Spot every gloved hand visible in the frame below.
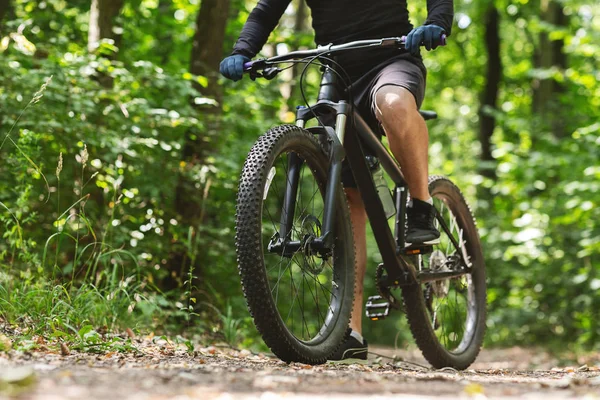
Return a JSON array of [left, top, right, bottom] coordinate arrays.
[[405, 25, 446, 56], [219, 54, 250, 82]]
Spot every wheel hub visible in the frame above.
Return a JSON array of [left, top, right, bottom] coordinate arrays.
[[300, 214, 326, 275]]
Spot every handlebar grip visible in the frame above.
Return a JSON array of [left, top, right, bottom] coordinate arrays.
[[440, 34, 447, 46], [400, 34, 448, 46]]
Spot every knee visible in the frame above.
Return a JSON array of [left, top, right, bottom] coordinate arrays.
[[374, 86, 418, 125]]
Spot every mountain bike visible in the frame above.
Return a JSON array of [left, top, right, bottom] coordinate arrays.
[[234, 37, 486, 370]]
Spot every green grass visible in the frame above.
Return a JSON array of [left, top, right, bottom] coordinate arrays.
[[0, 71, 266, 356], [0, 76, 198, 353]]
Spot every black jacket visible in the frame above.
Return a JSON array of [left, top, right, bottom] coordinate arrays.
[[232, 0, 453, 78]]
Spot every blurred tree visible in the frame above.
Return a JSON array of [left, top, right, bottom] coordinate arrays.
[[189, 0, 230, 106], [286, 0, 309, 111], [89, 0, 124, 88], [0, 0, 14, 35], [533, 0, 568, 137], [479, 3, 501, 180], [156, 0, 175, 66], [88, 0, 125, 52]]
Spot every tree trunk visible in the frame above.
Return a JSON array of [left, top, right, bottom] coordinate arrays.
[[88, 0, 124, 52], [478, 4, 501, 180], [167, 0, 230, 288], [189, 0, 230, 105], [178, 0, 230, 201], [157, 0, 174, 66], [0, 0, 15, 35], [287, 0, 309, 111], [532, 0, 568, 138]]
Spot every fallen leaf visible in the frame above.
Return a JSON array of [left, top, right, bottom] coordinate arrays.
[[464, 382, 485, 396], [126, 328, 135, 339], [60, 342, 70, 356]]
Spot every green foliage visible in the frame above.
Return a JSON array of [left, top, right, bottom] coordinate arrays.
[[363, 1, 600, 351], [1, 0, 599, 354]]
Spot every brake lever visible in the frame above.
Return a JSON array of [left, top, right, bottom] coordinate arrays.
[[244, 59, 281, 81], [263, 67, 281, 80], [248, 70, 261, 81]]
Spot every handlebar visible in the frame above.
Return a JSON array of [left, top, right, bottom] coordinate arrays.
[[243, 34, 447, 74]]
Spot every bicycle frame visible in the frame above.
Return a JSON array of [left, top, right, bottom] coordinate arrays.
[[251, 36, 467, 287], [278, 68, 419, 285]]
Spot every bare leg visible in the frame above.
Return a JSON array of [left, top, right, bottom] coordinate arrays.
[[342, 87, 429, 336], [375, 86, 431, 201], [344, 187, 367, 334]]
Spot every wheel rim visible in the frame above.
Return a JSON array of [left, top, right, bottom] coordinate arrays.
[[417, 193, 478, 354], [261, 149, 341, 344]]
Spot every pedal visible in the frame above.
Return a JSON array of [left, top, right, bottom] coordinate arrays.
[[365, 295, 390, 321], [399, 244, 433, 256]]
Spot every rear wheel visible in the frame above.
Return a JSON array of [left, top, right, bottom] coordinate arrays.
[[236, 125, 355, 364], [402, 176, 486, 369]]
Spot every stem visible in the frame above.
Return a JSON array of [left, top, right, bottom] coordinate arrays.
[[54, 178, 61, 274], [72, 164, 87, 285]]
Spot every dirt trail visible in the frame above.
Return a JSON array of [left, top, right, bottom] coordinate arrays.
[[1, 339, 599, 400]]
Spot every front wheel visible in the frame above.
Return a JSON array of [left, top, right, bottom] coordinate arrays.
[[402, 176, 487, 370], [235, 125, 355, 364]]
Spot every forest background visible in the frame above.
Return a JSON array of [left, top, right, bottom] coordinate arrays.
[[0, 0, 599, 354]]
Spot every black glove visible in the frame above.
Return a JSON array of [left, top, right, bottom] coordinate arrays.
[[405, 25, 446, 56], [219, 54, 250, 82]]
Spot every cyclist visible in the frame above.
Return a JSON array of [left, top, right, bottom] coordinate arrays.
[[221, 0, 453, 362]]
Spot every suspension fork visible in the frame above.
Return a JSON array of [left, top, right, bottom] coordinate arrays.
[[277, 119, 308, 241], [267, 119, 305, 255], [268, 103, 349, 257], [279, 152, 304, 241]]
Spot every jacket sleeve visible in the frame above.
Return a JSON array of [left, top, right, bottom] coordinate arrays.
[[232, 0, 292, 58], [424, 0, 454, 35]]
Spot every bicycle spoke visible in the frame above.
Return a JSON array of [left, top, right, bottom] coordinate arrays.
[[295, 187, 322, 223], [303, 266, 334, 297], [270, 256, 294, 295], [303, 271, 324, 330]]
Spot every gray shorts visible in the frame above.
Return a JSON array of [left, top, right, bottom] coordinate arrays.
[[341, 56, 427, 188]]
